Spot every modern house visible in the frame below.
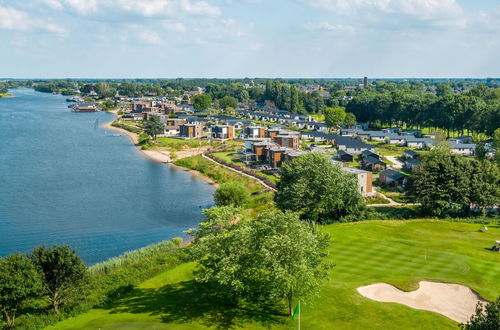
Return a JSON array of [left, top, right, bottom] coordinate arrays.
[[448, 142, 476, 156], [251, 141, 274, 162], [162, 118, 186, 136], [179, 124, 204, 138], [341, 167, 373, 196], [335, 137, 374, 154], [245, 126, 266, 138], [404, 158, 420, 171], [211, 125, 235, 139], [379, 169, 407, 187], [403, 150, 419, 159], [361, 156, 387, 171], [268, 147, 291, 168], [273, 134, 300, 149], [337, 150, 354, 162]]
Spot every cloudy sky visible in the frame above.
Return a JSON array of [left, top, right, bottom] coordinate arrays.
[[1, 0, 499, 78]]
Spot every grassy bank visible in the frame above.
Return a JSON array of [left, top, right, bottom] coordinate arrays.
[[0, 93, 14, 98], [48, 219, 500, 329], [16, 239, 186, 330]]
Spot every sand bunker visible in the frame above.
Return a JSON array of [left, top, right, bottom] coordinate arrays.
[[357, 281, 486, 323]]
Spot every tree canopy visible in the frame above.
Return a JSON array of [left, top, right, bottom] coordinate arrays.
[[32, 245, 88, 313], [189, 207, 330, 315], [460, 296, 500, 330], [275, 153, 364, 223], [191, 94, 212, 111], [0, 254, 42, 328], [144, 115, 164, 140], [409, 146, 500, 216]]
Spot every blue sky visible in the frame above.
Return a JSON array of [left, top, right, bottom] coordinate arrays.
[[1, 0, 499, 78]]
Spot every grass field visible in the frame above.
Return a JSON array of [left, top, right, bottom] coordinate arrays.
[[48, 220, 500, 330]]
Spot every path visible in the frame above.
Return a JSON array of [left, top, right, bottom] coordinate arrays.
[[385, 155, 404, 169], [201, 154, 276, 191]]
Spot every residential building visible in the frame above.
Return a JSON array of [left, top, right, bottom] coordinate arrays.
[[211, 125, 235, 139], [268, 146, 291, 168], [342, 167, 373, 196], [361, 156, 387, 171], [404, 150, 419, 159], [379, 169, 407, 187], [404, 158, 420, 171], [179, 124, 204, 138], [335, 137, 374, 154], [337, 150, 354, 162], [251, 141, 274, 162], [245, 126, 266, 138], [448, 142, 476, 156], [273, 134, 300, 149]]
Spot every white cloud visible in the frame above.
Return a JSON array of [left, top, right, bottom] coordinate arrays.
[[46, 0, 220, 17], [302, 22, 355, 34], [297, 0, 462, 22], [0, 6, 66, 35], [164, 22, 187, 32], [137, 29, 162, 44]]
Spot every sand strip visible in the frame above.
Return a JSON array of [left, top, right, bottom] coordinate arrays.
[[357, 281, 486, 323]]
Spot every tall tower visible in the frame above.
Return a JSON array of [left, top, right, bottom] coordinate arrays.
[[363, 77, 368, 88]]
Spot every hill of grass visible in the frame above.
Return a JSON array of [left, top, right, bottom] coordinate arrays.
[[47, 220, 500, 330]]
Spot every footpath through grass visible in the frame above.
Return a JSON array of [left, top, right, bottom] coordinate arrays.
[[48, 220, 500, 330]]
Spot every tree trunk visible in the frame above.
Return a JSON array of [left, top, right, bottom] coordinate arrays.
[[5, 310, 15, 328], [288, 292, 293, 316]]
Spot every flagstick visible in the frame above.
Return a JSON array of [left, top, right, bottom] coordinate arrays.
[[298, 300, 301, 330]]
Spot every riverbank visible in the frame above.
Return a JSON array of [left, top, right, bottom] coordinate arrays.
[[0, 93, 14, 98], [102, 111, 218, 187]]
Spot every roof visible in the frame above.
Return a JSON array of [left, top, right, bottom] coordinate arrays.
[[342, 167, 370, 175], [448, 141, 476, 149], [380, 169, 407, 181], [362, 149, 379, 157], [338, 150, 353, 157], [335, 137, 373, 149], [405, 158, 420, 166], [364, 156, 383, 164], [405, 150, 419, 156]]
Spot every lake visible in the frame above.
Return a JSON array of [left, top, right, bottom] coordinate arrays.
[[0, 88, 214, 265]]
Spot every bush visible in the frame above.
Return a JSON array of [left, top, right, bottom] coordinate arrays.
[[214, 181, 251, 207], [460, 296, 499, 330]]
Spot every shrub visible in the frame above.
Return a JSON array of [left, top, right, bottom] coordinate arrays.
[[214, 181, 251, 207]]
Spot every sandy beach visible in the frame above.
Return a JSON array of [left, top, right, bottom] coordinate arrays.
[[102, 111, 218, 187]]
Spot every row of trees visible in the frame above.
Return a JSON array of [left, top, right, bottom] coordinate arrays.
[[409, 146, 500, 216], [346, 85, 500, 136], [0, 246, 87, 328]]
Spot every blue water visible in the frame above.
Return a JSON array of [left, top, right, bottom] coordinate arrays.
[[0, 89, 214, 265]]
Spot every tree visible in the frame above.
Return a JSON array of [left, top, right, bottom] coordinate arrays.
[[324, 107, 346, 130], [469, 160, 500, 213], [189, 208, 330, 314], [144, 115, 164, 141], [275, 153, 364, 223], [191, 94, 212, 111], [460, 296, 499, 330], [219, 96, 238, 110], [248, 211, 330, 316], [32, 246, 87, 313], [408, 146, 474, 216], [0, 254, 42, 328], [214, 181, 250, 207], [344, 112, 357, 127]]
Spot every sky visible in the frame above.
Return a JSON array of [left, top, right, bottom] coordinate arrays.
[[1, 0, 499, 78]]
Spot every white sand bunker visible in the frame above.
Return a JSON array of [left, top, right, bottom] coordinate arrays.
[[357, 281, 486, 323]]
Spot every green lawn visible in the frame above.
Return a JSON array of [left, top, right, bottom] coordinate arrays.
[[48, 220, 500, 330]]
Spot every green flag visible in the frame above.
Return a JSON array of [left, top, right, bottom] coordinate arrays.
[[291, 302, 300, 320]]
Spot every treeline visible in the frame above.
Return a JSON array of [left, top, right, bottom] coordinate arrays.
[[347, 85, 500, 136]]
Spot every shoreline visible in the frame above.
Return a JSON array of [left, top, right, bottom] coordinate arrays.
[[102, 110, 218, 188]]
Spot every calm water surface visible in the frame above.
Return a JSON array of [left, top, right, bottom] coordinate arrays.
[[0, 89, 214, 264]]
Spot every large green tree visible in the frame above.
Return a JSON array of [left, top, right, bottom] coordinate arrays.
[[144, 115, 164, 141], [189, 208, 330, 315], [219, 96, 238, 110], [324, 107, 346, 130], [275, 153, 364, 223], [32, 246, 88, 313], [0, 254, 42, 328], [191, 94, 212, 111]]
